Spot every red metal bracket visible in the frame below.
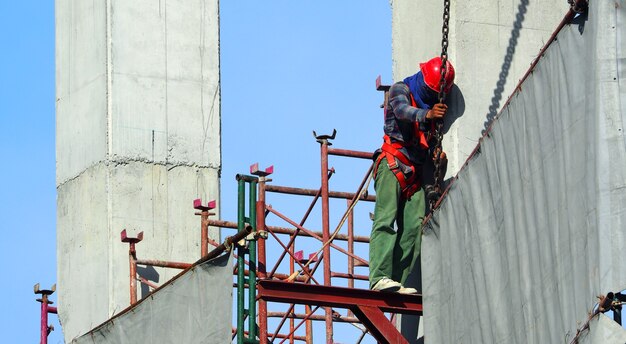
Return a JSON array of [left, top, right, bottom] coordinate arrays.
[[120, 229, 143, 244], [313, 129, 337, 141], [250, 163, 274, 177], [193, 198, 216, 211], [376, 75, 391, 91]]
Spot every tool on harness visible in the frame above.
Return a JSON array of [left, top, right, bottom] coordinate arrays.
[[373, 136, 421, 199]]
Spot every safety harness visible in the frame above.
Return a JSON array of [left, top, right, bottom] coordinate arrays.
[[374, 91, 435, 199]]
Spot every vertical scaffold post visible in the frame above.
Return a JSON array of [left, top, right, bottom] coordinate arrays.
[[248, 178, 258, 341], [314, 129, 336, 343], [121, 229, 143, 305], [193, 198, 217, 258], [251, 163, 274, 343], [236, 174, 261, 344], [347, 199, 355, 317], [237, 178, 246, 344], [34, 283, 58, 344]]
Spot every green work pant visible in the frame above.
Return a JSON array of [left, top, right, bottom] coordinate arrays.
[[369, 159, 425, 288]]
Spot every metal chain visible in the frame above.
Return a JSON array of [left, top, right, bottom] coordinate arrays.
[[568, 0, 588, 13], [429, 0, 451, 212]]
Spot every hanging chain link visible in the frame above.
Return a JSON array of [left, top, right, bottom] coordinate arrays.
[[429, 0, 451, 212]]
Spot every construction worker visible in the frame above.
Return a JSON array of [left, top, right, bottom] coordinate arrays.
[[370, 56, 454, 294]]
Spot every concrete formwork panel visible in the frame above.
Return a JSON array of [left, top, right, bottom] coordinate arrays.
[[109, 0, 220, 166], [56, 0, 220, 341], [57, 165, 110, 340], [55, 0, 108, 185]]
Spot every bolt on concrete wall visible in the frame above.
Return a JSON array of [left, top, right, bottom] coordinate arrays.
[[391, 0, 570, 178], [55, 0, 221, 340]]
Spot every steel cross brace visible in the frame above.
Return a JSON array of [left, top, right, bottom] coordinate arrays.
[[257, 280, 422, 344]]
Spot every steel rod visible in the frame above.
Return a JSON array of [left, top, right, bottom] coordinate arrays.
[[208, 219, 370, 243], [237, 178, 246, 344], [327, 147, 374, 160], [266, 184, 375, 202], [257, 177, 269, 343], [201, 210, 209, 257], [135, 259, 192, 269], [129, 247, 138, 305], [319, 139, 333, 343], [347, 199, 355, 318], [248, 180, 258, 341], [40, 298, 49, 344], [267, 312, 361, 323], [330, 272, 369, 281]]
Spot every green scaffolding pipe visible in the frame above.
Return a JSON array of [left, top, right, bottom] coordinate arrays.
[[248, 180, 258, 340], [237, 179, 246, 344]]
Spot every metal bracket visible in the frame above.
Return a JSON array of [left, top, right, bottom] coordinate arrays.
[[313, 129, 336, 145], [193, 198, 216, 212], [250, 163, 274, 178], [121, 229, 144, 244]]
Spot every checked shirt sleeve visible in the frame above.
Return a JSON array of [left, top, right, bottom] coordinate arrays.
[[389, 82, 429, 124]]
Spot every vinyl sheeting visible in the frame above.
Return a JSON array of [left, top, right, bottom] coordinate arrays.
[[421, 1, 626, 343], [72, 253, 233, 344]]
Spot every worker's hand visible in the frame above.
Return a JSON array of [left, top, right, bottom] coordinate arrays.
[[426, 103, 447, 120], [433, 148, 447, 164]]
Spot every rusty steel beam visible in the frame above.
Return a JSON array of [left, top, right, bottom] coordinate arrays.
[[265, 184, 375, 202], [258, 280, 422, 316], [208, 219, 370, 243], [121, 230, 143, 305], [259, 280, 422, 344], [352, 305, 408, 344], [135, 259, 192, 270], [267, 312, 360, 324], [327, 147, 374, 160], [194, 198, 217, 258], [330, 272, 369, 281]]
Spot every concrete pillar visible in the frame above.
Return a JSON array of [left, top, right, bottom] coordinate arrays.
[[55, 0, 220, 340], [391, 0, 570, 177]]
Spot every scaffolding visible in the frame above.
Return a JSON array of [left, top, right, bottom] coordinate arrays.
[[220, 131, 424, 344], [114, 127, 422, 343]]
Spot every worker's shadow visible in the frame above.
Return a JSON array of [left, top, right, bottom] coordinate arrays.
[[137, 265, 160, 299]]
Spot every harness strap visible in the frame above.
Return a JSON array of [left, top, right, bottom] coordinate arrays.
[[374, 135, 421, 199], [409, 93, 432, 150]]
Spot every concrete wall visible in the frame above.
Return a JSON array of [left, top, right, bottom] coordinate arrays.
[[390, 0, 570, 342], [391, 0, 570, 177], [55, 0, 220, 340]]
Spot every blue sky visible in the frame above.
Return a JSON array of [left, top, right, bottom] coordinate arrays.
[[0, 2, 391, 342]]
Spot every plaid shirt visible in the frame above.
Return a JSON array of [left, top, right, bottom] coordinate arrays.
[[383, 81, 432, 165]]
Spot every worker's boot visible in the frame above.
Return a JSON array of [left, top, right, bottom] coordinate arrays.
[[371, 277, 401, 292], [397, 286, 418, 295]]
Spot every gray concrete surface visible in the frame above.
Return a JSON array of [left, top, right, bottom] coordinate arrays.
[[391, 0, 570, 178], [55, 0, 220, 340], [390, 1, 570, 342]]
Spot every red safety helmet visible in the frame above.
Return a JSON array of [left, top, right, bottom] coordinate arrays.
[[419, 57, 455, 93]]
